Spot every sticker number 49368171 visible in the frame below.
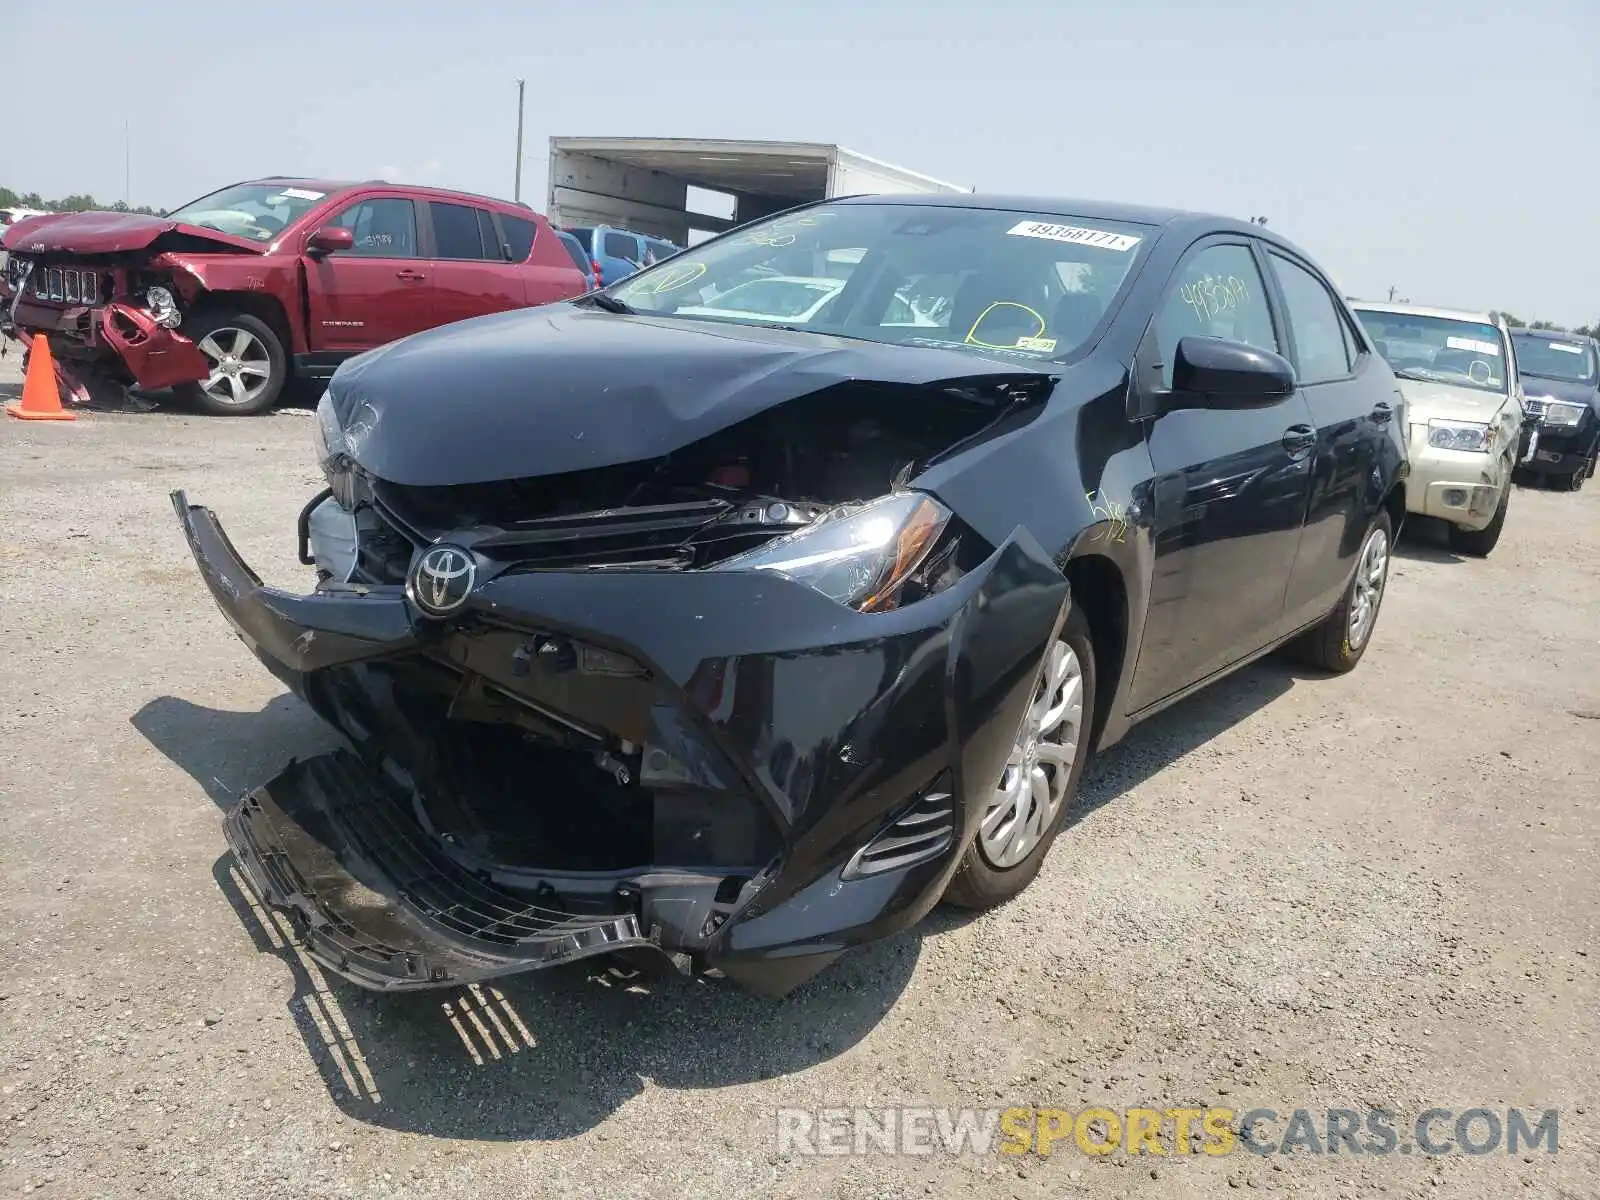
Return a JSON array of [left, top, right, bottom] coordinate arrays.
[[1006, 221, 1142, 252]]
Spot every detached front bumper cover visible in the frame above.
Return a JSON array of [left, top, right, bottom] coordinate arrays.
[[226, 751, 664, 989], [173, 489, 1071, 996]]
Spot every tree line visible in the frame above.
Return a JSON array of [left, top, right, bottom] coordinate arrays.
[[1, 186, 164, 217]]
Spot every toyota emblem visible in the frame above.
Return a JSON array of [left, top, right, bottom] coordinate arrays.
[[408, 545, 476, 617]]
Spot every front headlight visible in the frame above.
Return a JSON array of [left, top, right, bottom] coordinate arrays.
[[1427, 419, 1492, 452], [1541, 401, 1585, 428], [313, 390, 358, 507], [712, 491, 952, 612]]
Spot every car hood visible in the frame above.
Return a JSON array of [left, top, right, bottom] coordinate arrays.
[[0, 210, 265, 255], [1395, 378, 1512, 425], [330, 304, 1054, 486], [1520, 374, 1600, 412]]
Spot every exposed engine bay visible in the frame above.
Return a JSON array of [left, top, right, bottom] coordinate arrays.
[[321, 376, 1050, 585]]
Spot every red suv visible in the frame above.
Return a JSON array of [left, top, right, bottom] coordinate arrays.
[[0, 177, 588, 414]]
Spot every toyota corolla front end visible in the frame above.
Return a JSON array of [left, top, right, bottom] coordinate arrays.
[[173, 302, 1073, 997]]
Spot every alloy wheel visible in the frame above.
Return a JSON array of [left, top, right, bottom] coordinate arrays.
[[977, 637, 1085, 870], [1347, 524, 1389, 650], [197, 326, 273, 408]]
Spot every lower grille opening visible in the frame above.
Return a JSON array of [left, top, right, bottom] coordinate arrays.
[[314, 662, 781, 877], [842, 774, 956, 879]]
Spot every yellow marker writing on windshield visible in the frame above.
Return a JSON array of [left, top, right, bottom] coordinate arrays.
[[965, 301, 1046, 350]]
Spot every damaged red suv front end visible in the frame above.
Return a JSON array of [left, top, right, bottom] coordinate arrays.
[[1, 208, 280, 403]]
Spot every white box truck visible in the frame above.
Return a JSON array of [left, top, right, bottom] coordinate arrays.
[[547, 137, 970, 248]]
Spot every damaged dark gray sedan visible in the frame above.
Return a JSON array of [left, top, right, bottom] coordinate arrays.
[[175, 195, 1407, 997]]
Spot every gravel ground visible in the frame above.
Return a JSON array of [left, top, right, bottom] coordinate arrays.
[[1, 351, 1597, 1200]]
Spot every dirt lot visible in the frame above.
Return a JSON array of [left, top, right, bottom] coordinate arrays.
[[1, 353, 1597, 1200]]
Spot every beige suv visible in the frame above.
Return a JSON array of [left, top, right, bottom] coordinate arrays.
[[1351, 302, 1527, 556]]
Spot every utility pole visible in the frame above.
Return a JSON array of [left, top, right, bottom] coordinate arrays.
[[1388, 285, 1398, 302], [123, 120, 130, 206], [513, 79, 526, 203]]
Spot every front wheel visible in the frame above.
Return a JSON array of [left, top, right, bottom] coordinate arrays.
[[174, 311, 286, 416], [1448, 483, 1510, 556], [943, 606, 1096, 910], [1292, 509, 1393, 673]]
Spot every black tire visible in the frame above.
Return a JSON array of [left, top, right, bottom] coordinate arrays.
[[1293, 509, 1393, 673], [943, 606, 1097, 910], [174, 311, 287, 416], [1448, 484, 1510, 556], [1565, 464, 1587, 492]]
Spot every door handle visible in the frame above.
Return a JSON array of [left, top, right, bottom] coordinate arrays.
[[1282, 424, 1317, 456], [1371, 401, 1393, 424], [395, 269, 426, 281]]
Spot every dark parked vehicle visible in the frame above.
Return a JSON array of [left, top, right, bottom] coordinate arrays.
[[0, 178, 587, 414], [553, 229, 598, 290], [1510, 330, 1600, 490], [174, 195, 1407, 998]]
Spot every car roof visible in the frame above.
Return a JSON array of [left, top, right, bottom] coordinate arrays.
[[247, 176, 540, 215], [1349, 300, 1499, 325], [825, 193, 1339, 262], [1509, 327, 1595, 343]]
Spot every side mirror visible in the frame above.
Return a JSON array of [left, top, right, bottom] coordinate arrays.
[[306, 226, 354, 257], [1167, 336, 1296, 410]]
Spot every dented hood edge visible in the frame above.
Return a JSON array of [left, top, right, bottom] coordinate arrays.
[[0, 210, 266, 255], [330, 304, 1058, 487]]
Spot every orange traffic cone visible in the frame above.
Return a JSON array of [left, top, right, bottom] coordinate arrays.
[[5, 334, 76, 421]]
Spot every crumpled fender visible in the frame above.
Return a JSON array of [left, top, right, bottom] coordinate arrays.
[[100, 304, 210, 390]]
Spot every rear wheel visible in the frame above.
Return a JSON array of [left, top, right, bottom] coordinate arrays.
[[1565, 463, 1588, 492], [1293, 510, 1392, 673], [1448, 484, 1510, 556], [175, 311, 286, 416], [943, 607, 1096, 910]]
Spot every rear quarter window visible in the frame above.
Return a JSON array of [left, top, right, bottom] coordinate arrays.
[[500, 214, 537, 262]]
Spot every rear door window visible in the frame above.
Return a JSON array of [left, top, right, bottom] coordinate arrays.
[[477, 209, 504, 260], [431, 202, 490, 260], [500, 214, 537, 262], [327, 197, 419, 258], [1267, 252, 1353, 384], [603, 231, 641, 263]]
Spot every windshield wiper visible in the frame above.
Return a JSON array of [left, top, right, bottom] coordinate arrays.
[[1392, 368, 1437, 382], [581, 293, 636, 315]]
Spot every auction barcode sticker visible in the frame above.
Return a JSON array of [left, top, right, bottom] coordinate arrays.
[[1550, 342, 1584, 354], [1007, 221, 1142, 252], [1446, 336, 1499, 356]]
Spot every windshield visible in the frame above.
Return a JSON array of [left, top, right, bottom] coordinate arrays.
[[608, 201, 1154, 361], [1511, 334, 1597, 385], [1353, 310, 1509, 394], [167, 183, 334, 242]]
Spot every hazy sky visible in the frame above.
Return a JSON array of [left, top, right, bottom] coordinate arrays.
[[4, 0, 1595, 324]]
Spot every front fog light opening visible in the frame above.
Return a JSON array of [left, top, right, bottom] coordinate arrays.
[[1442, 488, 1469, 508]]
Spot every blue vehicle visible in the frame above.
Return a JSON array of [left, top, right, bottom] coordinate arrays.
[[553, 229, 598, 291], [565, 225, 681, 286]]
